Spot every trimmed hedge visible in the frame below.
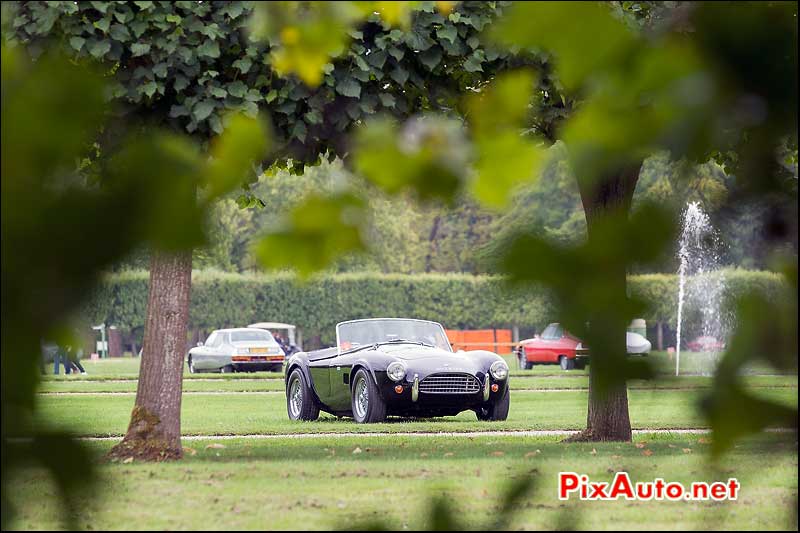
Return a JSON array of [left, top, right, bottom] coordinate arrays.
[[82, 269, 789, 346]]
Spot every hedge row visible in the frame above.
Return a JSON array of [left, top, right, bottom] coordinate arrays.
[[81, 269, 789, 345]]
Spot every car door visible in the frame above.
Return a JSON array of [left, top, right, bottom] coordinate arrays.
[[194, 332, 218, 370], [326, 352, 354, 412]]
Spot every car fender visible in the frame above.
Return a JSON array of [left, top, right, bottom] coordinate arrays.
[[350, 357, 381, 386], [284, 352, 322, 402]]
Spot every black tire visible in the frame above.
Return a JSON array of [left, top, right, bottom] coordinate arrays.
[[220, 364, 235, 374], [559, 356, 575, 371], [475, 389, 510, 421], [286, 368, 320, 421], [574, 358, 587, 370], [351, 369, 387, 423], [517, 351, 533, 370]]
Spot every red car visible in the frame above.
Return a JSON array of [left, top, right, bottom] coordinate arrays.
[[686, 335, 726, 352], [515, 323, 587, 371]]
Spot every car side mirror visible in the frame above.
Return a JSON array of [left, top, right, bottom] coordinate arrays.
[[197, 341, 203, 346]]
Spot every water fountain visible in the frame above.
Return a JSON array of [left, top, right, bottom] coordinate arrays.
[[675, 202, 731, 376]]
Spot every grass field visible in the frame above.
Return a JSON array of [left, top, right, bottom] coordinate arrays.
[[6, 434, 797, 530], [29, 387, 796, 438], [16, 355, 798, 530]]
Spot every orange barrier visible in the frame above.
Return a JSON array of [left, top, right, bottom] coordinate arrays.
[[445, 329, 513, 353]]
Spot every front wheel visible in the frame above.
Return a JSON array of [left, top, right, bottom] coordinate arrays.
[[475, 389, 510, 421], [188, 356, 196, 374], [517, 351, 532, 370], [559, 356, 574, 371], [286, 368, 320, 421], [351, 369, 387, 423]]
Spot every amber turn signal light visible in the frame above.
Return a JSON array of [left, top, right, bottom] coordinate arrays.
[[394, 385, 403, 394], [491, 384, 499, 392]]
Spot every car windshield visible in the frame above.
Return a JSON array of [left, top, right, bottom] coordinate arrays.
[[337, 319, 451, 352], [230, 330, 276, 343]]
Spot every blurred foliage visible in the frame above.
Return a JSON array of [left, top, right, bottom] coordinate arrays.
[[354, 115, 470, 203], [1, 25, 269, 528], [254, 192, 367, 278], [703, 262, 798, 457]]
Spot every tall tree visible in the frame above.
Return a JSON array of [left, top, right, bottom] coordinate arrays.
[[11, 0, 518, 458]]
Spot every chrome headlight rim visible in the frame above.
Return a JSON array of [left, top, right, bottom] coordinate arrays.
[[386, 361, 407, 382], [489, 360, 509, 380]]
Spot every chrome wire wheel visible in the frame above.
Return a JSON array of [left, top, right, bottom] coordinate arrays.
[[354, 376, 369, 420], [289, 377, 303, 419]]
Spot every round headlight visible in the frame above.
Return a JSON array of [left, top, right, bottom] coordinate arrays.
[[387, 361, 406, 382], [490, 360, 509, 380]]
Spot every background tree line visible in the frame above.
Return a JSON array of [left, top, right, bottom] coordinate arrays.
[[113, 145, 797, 276]]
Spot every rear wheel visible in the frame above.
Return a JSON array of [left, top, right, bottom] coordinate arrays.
[[286, 368, 320, 421], [351, 369, 386, 423], [220, 364, 234, 374], [475, 389, 510, 421]]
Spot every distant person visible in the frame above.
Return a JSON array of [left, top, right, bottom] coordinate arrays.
[[53, 344, 69, 375], [66, 343, 87, 375]]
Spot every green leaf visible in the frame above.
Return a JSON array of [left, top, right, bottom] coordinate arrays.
[[69, 36, 86, 51], [192, 100, 216, 121], [254, 193, 367, 278], [463, 54, 483, 73], [169, 104, 189, 118], [387, 46, 405, 61], [471, 133, 545, 209], [109, 24, 131, 42], [130, 42, 151, 57], [389, 66, 408, 85], [152, 63, 168, 78], [198, 39, 220, 59], [209, 86, 227, 98], [418, 46, 442, 70], [366, 49, 388, 68], [204, 113, 270, 199], [265, 89, 278, 103], [93, 18, 111, 33], [88, 40, 111, 59], [232, 57, 252, 72], [305, 108, 323, 124], [379, 93, 396, 108], [491, 2, 634, 90], [436, 24, 458, 44], [227, 81, 247, 98], [335, 77, 361, 98], [141, 81, 158, 98]]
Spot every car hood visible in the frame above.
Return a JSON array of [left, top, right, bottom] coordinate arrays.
[[372, 344, 501, 374]]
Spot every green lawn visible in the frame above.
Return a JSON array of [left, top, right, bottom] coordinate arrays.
[[40, 350, 789, 383], [36, 374, 798, 394], [5, 434, 797, 530], [29, 387, 797, 438]]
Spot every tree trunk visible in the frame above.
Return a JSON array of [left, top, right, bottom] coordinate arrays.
[[107, 249, 192, 461], [570, 164, 642, 442]]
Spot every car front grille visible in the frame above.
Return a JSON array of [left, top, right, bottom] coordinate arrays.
[[419, 373, 480, 394]]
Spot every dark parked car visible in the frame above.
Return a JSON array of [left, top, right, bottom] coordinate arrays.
[[284, 318, 510, 423]]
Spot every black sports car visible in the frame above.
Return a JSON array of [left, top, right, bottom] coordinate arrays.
[[284, 318, 510, 423]]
